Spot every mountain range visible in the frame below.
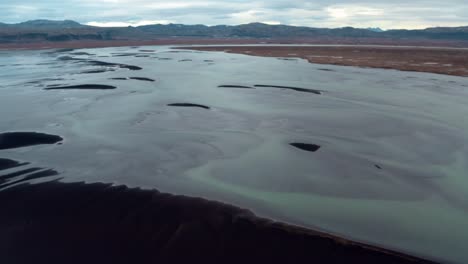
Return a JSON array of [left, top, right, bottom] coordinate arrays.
[[1, 20, 468, 44]]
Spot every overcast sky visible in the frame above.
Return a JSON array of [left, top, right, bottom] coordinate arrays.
[[1, 0, 467, 29]]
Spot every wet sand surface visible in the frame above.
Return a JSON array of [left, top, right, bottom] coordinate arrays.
[[1, 45, 468, 263], [179, 46, 468, 76]]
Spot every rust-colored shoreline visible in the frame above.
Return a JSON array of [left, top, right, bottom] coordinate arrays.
[[1, 39, 468, 76], [1, 37, 468, 51], [178, 45, 468, 77]]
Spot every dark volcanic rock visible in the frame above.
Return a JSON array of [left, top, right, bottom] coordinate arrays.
[[44, 84, 116, 90], [218, 85, 254, 89], [168, 103, 211, 110], [255, 85, 322, 95], [0, 132, 63, 150], [290, 143, 321, 152], [0, 180, 436, 264]]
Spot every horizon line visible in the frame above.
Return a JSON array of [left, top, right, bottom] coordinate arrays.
[[2, 19, 468, 31]]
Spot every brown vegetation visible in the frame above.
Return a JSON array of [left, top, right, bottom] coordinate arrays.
[[180, 45, 468, 76]]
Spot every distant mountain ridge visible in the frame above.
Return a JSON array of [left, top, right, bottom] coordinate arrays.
[[366, 27, 384, 32], [1, 19, 468, 44], [16, 20, 88, 29]]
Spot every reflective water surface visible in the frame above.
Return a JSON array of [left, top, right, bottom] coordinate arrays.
[[1, 46, 468, 263]]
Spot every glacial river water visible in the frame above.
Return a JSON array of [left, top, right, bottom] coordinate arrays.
[[1, 45, 468, 263]]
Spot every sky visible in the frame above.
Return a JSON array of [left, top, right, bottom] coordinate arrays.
[[1, 0, 467, 30]]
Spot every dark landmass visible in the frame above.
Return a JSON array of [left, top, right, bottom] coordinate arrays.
[[110, 77, 155, 82], [80, 69, 115, 74], [0, 132, 63, 150], [58, 56, 143, 71], [69, 51, 95, 56], [87, 60, 143, 70], [0, 178, 437, 264], [0, 158, 28, 171], [182, 46, 468, 77], [254, 84, 323, 95], [290, 143, 322, 152], [1, 20, 468, 49], [129, 77, 155, 82], [0, 157, 59, 190], [218, 85, 254, 89], [44, 84, 116, 90], [0, 168, 59, 189], [168, 103, 211, 110]]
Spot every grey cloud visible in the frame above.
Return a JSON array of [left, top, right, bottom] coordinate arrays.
[[0, 0, 467, 29]]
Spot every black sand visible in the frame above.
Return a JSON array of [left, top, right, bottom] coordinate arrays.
[[255, 85, 323, 95], [168, 103, 211, 110], [218, 85, 254, 89], [0, 132, 63, 150], [129, 77, 155, 82], [0, 180, 436, 264], [44, 84, 116, 90], [290, 143, 321, 152], [0, 158, 28, 171]]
